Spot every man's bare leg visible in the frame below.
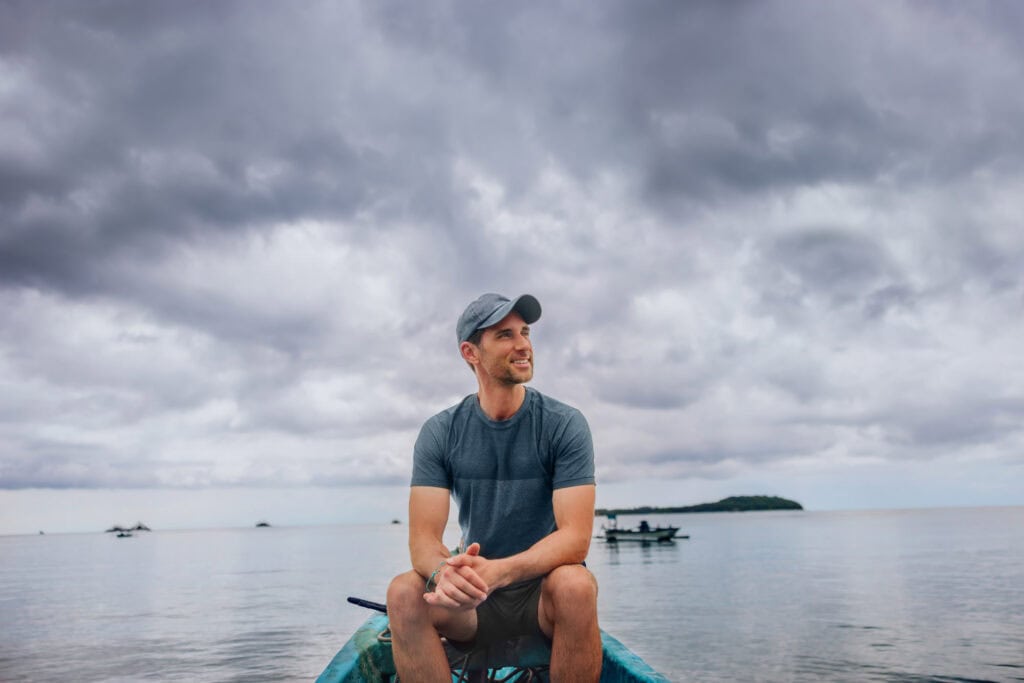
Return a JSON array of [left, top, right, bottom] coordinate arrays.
[[539, 565, 602, 682], [386, 571, 452, 682]]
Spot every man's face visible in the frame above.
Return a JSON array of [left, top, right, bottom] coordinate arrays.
[[474, 311, 534, 385]]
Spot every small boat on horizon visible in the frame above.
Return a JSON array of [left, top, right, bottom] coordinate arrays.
[[602, 515, 687, 543], [105, 522, 151, 534]]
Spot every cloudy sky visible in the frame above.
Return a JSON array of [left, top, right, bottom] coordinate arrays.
[[2, 1, 1023, 534]]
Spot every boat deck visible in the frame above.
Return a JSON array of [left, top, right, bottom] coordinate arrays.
[[317, 613, 670, 682]]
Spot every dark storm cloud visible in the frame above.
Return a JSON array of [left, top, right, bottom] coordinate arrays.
[[619, 2, 1024, 196], [757, 228, 905, 317], [0, 0, 458, 302], [2, 1, 1023, 505], [360, 2, 1024, 214], [5, 1, 1024, 296]]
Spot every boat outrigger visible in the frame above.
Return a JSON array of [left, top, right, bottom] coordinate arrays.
[[317, 597, 670, 682], [602, 515, 687, 543]]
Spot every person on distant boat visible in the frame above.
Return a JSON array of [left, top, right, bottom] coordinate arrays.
[[387, 292, 601, 682]]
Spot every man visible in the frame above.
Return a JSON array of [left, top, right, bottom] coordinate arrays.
[[386, 293, 601, 682]]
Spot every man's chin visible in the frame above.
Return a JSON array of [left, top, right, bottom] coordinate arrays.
[[501, 370, 533, 385]]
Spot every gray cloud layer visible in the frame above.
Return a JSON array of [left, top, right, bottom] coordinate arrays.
[[2, 1, 1022, 506]]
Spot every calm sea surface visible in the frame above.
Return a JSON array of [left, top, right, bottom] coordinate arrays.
[[1, 507, 1022, 682]]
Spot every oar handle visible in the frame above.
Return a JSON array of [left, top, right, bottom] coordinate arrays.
[[347, 596, 387, 613]]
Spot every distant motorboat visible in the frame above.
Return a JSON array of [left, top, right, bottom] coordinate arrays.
[[106, 522, 151, 534], [602, 515, 687, 543], [256, 520, 271, 528]]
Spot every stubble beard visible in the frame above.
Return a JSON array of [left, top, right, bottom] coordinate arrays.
[[495, 357, 533, 386]]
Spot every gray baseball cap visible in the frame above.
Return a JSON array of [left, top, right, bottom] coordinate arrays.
[[456, 293, 542, 344]]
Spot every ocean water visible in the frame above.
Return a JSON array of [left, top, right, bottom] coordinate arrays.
[[1, 507, 1022, 682]]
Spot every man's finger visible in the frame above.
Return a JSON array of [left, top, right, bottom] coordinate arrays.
[[423, 591, 453, 608], [449, 566, 488, 597], [446, 554, 473, 567], [422, 583, 483, 609]]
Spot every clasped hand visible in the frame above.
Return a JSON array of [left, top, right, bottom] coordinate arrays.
[[422, 542, 490, 611]]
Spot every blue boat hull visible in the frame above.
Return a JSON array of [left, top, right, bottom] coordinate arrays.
[[317, 613, 669, 682]]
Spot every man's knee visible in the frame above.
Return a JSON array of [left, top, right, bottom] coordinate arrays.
[[543, 564, 598, 610], [386, 571, 426, 622]]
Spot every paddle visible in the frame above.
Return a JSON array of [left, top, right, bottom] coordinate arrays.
[[347, 596, 388, 613]]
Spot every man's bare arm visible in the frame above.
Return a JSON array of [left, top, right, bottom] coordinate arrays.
[[409, 486, 488, 609], [447, 484, 595, 591], [408, 485, 455, 579]]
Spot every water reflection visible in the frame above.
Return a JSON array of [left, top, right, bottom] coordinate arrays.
[[600, 537, 682, 566]]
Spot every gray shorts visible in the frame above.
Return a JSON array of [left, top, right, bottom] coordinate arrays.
[[457, 577, 546, 649]]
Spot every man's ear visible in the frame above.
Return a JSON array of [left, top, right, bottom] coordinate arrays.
[[459, 341, 479, 365]]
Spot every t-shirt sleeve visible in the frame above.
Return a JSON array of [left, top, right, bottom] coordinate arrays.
[[410, 414, 452, 489], [552, 409, 596, 489]]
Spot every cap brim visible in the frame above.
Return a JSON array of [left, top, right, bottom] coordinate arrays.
[[477, 294, 542, 331], [512, 294, 541, 325]]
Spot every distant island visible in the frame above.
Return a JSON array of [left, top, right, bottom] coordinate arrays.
[[596, 495, 803, 516]]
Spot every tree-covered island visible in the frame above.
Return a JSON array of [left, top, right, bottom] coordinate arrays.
[[596, 495, 803, 516]]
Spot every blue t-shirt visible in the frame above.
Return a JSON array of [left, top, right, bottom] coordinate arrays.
[[411, 387, 595, 560]]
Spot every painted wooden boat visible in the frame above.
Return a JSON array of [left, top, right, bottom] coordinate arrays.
[[317, 612, 670, 682]]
